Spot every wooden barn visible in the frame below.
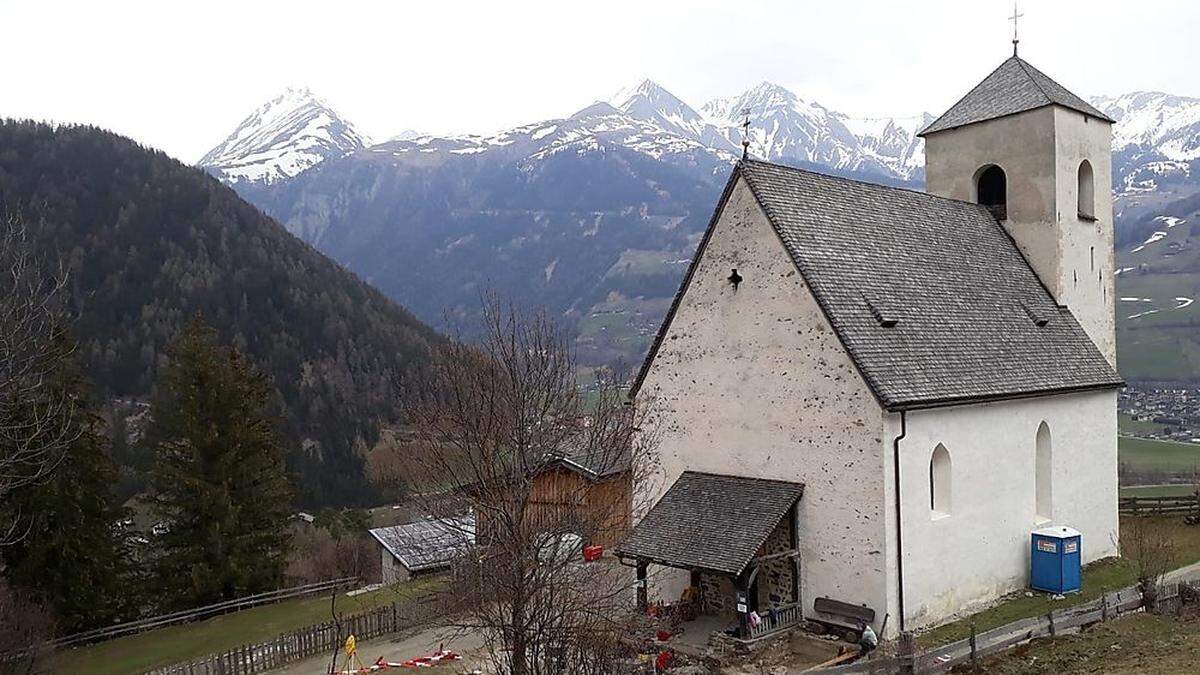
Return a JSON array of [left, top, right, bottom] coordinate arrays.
[[473, 444, 632, 550]]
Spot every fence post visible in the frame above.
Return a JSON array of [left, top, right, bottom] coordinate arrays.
[[897, 631, 916, 675], [1047, 611, 1055, 637], [1101, 594, 1109, 622], [969, 622, 977, 667]]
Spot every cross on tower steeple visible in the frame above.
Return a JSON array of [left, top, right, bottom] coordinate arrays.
[[1009, 1, 1024, 56]]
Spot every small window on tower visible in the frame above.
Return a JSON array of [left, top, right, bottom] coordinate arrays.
[[1078, 160, 1096, 221], [976, 165, 1007, 220]]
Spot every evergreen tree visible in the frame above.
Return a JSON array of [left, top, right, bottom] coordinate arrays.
[[148, 318, 292, 610], [1, 353, 134, 634]]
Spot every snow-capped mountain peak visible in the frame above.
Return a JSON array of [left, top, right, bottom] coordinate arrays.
[[1090, 91, 1200, 197], [1092, 91, 1200, 159], [702, 81, 800, 124], [608, 79, 674, 110], [698, 82, 928, 181], [199, 87, 369, 185], [387, 129, 423, 143], [606, 79, 727, 148]]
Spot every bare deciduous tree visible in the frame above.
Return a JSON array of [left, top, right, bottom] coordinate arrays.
[[394, 296, 660, 675], [0, 217, 75, 546], [286, 525, 381, 585], [1120, 516, 1177, 610]]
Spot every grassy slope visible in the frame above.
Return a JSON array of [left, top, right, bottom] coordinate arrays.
[[1120, 484, 1200, 497], [1120, 435, 1200, 473], [1115, 204, 1200, 382], [52, 578, 443, 675], [918, 516, 1200, 648], [977, 612, 1200, 674]]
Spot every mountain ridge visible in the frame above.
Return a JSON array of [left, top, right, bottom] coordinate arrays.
[[201, 79, 1200, 382], [0, 120, 437, 507]]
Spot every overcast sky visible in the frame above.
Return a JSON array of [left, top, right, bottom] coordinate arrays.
[[3, 0, 1196, 163]]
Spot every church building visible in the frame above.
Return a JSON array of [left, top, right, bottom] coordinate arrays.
[[616, 54, 1123, 638]]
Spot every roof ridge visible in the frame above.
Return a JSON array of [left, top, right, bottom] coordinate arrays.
[[1013, 57, 1055, 107], [682, 469, 805, 488], [919, 56, 1016, 136], [740, 158, 990, 211]]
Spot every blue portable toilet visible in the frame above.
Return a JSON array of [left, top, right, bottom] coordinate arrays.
[[1031, 526, 1082, 594]]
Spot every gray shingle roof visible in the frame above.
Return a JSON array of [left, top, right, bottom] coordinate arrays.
[[631, 160, 1122, 409], [539, 432, 630, 481], [919, 56, 1113, 136], [369, 516, 474, 572], [547, 444, 629, 480], [616, 471, 803, 575], [741, 161, 1122, 408]]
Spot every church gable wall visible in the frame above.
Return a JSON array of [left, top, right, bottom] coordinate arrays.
[[637, 177, 889, 629], [896, 389, 1118, 630]]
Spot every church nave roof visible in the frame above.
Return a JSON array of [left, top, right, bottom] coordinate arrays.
[[633, 159, 1123, 410]]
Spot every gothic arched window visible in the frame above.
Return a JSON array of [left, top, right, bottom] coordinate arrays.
[[976, 165, 1008, 220], [930, 444, 952, 517], [1078, 160, 1096, 220], [1036, 422, 1052, 521]]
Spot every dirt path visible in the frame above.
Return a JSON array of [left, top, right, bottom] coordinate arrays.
[[271, 624, 487, 674]]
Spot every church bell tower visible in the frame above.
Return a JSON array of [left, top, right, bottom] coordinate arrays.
[[919, 55, 1117, 366]]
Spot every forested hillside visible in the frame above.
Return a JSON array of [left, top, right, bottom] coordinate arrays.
[[0, 121, 439, 506]]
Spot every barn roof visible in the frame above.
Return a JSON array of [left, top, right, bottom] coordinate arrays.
[[631, 160, 1122, 410], [368, 516, 474, 572], [919, 56, 1112, 136], [542, 439, 629, 481], [616, 471, 803, 575]]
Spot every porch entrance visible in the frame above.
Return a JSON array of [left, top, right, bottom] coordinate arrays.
[[615, 471, 805, 640]]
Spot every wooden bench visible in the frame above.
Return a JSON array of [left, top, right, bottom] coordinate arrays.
[[810, 597, 876, 641]]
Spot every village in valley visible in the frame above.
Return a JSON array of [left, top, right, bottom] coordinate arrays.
[[1120, 387, 1200, 443], [7, 2, 1200, 675]]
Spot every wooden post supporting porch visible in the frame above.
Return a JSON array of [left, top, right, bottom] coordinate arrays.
[[636, 560, 648, 612], [735, 569, 752, 638], [789, 503, 801, 607]]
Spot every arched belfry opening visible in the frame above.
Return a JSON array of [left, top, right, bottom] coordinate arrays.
[[976, 165, 1008, 220], [1078, 160, 1095, 220]]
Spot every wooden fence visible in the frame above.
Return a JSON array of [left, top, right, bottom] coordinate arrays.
[[747, 603, 803, 640], [142, 592, 441, 675], [814, 576, 1199, 673], [1119, 495, 1200, 516], [52, 577, 359, 649]]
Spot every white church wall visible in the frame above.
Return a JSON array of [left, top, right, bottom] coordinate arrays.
[[894, 389, 1119, 630], [1053, 106, 1117, 366], [636, 177, 891, 628]]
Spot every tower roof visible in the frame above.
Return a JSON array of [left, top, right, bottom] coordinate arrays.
[[919, 56, 1113, 137]]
